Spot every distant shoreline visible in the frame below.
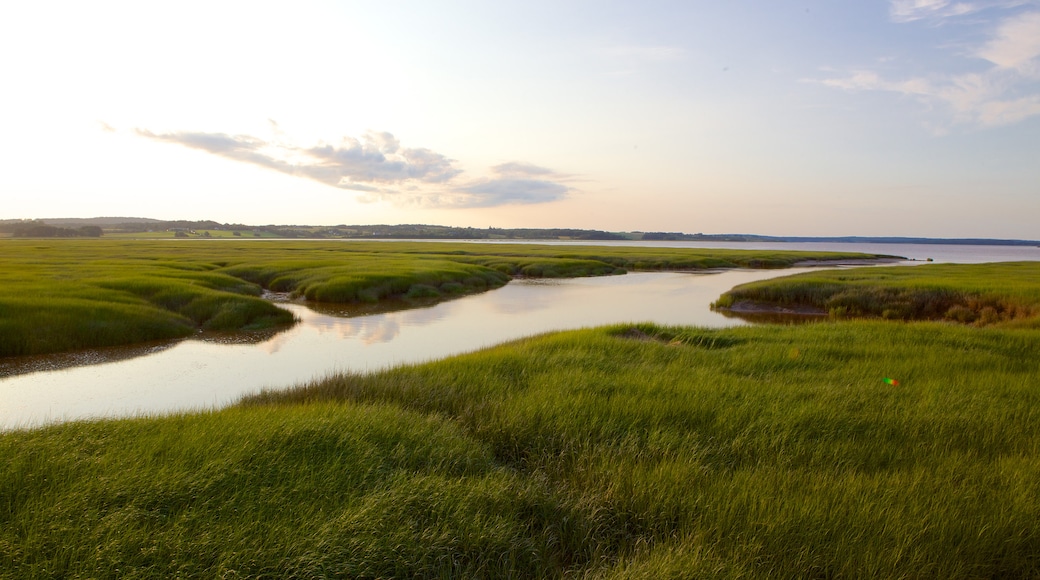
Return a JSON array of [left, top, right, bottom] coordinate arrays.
[[1, 218, 1038, 246]]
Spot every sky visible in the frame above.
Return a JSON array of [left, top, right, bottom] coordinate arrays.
[[2, 1, 1039, 238]]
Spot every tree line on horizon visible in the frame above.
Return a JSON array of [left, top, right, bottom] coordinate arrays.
[[0, 220, 103, 238], [2, 217, 1036, 245]]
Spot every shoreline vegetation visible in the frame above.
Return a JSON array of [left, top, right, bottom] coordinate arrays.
[[0, 239, 891, 358], [713, 261, 1040, 327], [3, 253, 1040, 575]]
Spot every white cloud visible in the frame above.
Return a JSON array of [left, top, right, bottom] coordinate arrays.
[[888, 0, 1030, 23], [490, 162, 567, 179], [137, 129, 461, 189], [976, 11, 1040, 72], [450, 162, 572, 208], [889, 0, 979, 23], [136, 127, 572, 208], [815, 67, 1039, 127], [456, 179, 569, 207], [815, 7, 1040, 128], [976, 94, 1040, 123]]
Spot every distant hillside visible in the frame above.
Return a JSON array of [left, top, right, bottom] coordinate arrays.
[[37, 217, 163, 227], [0, 220, 103, 238]]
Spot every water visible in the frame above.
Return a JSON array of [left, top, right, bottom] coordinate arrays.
[[449, 239, 1040, 264], [2, 242, 1036, 429]]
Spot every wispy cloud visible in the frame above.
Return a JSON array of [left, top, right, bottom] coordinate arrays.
[[455, 163, 572, 208], [136, 127, 572, 208], [888, 0, 1031, 23], [136, 129, 460, 189], [812, 4, 1040, 128], [975, 10, 1040, 71], [889, 0, 982, 24]]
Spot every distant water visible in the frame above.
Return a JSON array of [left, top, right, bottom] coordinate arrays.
[[441, 239, 1040, 264], [1, 242, 1035, 430]]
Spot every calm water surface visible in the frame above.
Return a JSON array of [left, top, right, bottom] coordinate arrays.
[[2, 242, 1036, 429]]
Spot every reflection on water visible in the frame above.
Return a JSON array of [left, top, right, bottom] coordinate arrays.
[[0, 340, 181, 378], [302, 295, 451, 319], [3, 269, 827, 429], [713, 308, 828, 325]]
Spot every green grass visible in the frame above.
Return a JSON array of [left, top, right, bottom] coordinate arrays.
[[714, 261, 1040, 326], [0, 239, 883, 357], [4, 316, 1039, 577]]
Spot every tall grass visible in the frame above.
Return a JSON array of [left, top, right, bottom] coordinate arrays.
[[1, 404, 578, 577], [5, 315, 1039, 577]]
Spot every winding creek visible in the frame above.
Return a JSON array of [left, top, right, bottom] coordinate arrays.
[[3, 241, 1037, 430]]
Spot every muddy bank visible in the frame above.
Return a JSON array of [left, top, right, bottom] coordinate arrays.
[[713, 300, 829, 324], [725, 300, 828, 316]]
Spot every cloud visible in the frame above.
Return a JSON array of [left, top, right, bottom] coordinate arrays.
[[457, 179, 569, 208], [812, 7, 1040, 128], [976, 93, 1040, 123], [976, 10, 1040, 72], [428, 162, 572, 208], [374, 162, 573, 208], [137, 127, 572, 207], [888, 0, 1030, 23], [889, 0, 979, 23], [816, 66, 1038, 127], [491, 162, 569, 178], [488, 161, 557, 177], [137, 128, 461, 191]]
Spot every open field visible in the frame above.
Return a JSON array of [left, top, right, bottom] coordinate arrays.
[[2, 261, 1039, 577], [0, 239, 885, 357], [714, 261, 1040, 327]]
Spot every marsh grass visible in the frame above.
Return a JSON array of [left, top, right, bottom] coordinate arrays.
[[715, 261, 1040, 326], [0, 239, 882, 356], [4, 318, 1039, 577]]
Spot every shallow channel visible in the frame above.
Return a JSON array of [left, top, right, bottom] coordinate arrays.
[[3, 267, 825, 429], [6, 237, 1038, 431]]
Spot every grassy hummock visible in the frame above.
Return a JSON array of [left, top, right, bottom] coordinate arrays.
[[3, 316, 1039, 577], [714, 261, 1040, 326], [0, 239, 885, 357]]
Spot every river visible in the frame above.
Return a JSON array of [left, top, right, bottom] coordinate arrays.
[[2, 242, 1036, 430]]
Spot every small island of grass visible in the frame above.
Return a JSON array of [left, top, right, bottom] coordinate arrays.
[[713, 261, 1040, 327]]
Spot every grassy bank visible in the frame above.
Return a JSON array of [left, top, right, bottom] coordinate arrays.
[[3, 316, 1038, 577], [0, 239, 884, 357], [714, 261, 1040, 326]]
